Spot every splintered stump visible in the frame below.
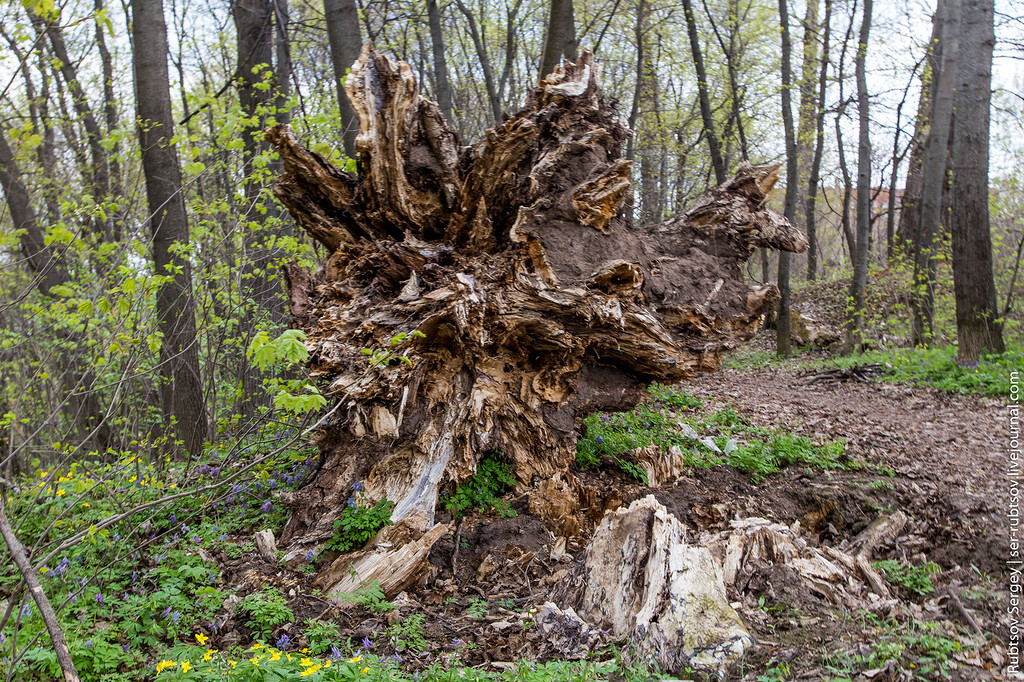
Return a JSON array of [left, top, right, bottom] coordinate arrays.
[[266, 48, 805, 575]]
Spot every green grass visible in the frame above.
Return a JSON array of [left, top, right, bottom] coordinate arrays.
[[576, 384, 851, 483], [723, 343, 1023, 397]]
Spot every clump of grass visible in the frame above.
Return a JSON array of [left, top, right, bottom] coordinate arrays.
[[873, 559, 941, 598], [577, 389, 850, 484]]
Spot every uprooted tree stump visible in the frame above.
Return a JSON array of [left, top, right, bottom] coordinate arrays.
[[266, 47, 806, 571]]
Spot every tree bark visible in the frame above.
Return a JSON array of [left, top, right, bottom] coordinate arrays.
[[539, 0, 578, 80], [0, 130, 68, 295], [912, 0, 960, 346], [0, 500, 80, 682], [776, 0, 798, 356], [265, 49, 806, 556], [845, 0, 872, 352], [426, 0, 454, 122], [681, 0, 727, 185], [132, 0, 209, 456], [324, 0, 363, 157], [794, 0, 819, 247], [805, 0, 832, 281], [950, 0, 1004, 361], [899, 8, 943, 254]]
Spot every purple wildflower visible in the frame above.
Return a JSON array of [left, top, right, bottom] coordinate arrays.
[[330, 646, 343, 659], [362, 635, 373, 650], [260, 500, 273, 513], [95, 593, 105, 605], [304, 549, 314, 561], [276, 634, 291, 649], [352, 480, 362, 492]]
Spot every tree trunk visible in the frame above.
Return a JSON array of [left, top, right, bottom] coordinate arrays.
[[912, 0, 960, 346], [950, 0, 1004, 362], [794, 0, 819, 249], [265, 50, 806, 561], [899, 8, 943, 254], [132, 0, 209, 456], [0, 130, 68, 295], [776, 0, 798, 356], [234, 0, 287, 412], [681, 0, 727, 185], [426, 0, 454, 122], [845, 0, 872, 352], [540, 0, 578, 80], [806, 0, 832, 281], [324, 0, 363, 158]]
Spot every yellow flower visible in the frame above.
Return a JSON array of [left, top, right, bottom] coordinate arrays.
[[229, 660, 237, 669], [249, 656, 261, 667], [202, 649, 213, 661], [195, 633, 208, 646], [300, 657, 315, 667], [348, 655, 363, 664], [361, 666, 369, 675], [181, 661, 192, 673], [56, 489, 65, 497], [155, 660, 176, 673], [301, 647, 310, 653], [250, 642, 264, 650], [82, 502, 90, 507], [300, 665, 322, 677], [269, 650, 281, 662], [324, 659, 331, 668]]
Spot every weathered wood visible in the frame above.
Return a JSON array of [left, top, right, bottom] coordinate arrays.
[[558, 496, 753, 673], [266, 47, 806, 549]]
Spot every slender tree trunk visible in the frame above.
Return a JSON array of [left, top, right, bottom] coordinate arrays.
[[29, 9, 112, 242], [806, 0, 832, 281], [0, 501, 80, 682], [426, 0, 454, 121], [912, 0, 959, 346], [899, 9, 942, 255], [845, 0, 872, 352], [637, 3, 661, 224], [950, 0, 1004, 361], [540, 0, 578, 79], [274, 0, 292, 126], [777, 0, 798, 356], [794, 0, 819, 250], [0, 130, 69, 294], [324, 0, 363, 157], [94, 0, 123, 240], [681, 0, 727, 184], [454, 0, 503, 124], [132, 0, 209, 456]]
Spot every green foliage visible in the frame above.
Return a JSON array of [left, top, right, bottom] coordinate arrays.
[[360, 330, 427, 368], [247, 330, 327, 414], [389, 613, 427, 653], [828, 345, 1022, 396], [444, 455, 518, 517], [646, 383, 703, 410], [577, 398, 849, 484], [873, 559, 940, 597], [304, 619, 342, 655], [325, 491, 395, 553], [333, 580, 395, 614], [240, 589, 295, 642]]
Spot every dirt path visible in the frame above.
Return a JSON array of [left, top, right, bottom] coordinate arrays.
[[689, 366, 1008, 544]]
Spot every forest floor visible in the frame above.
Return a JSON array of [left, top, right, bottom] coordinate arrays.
[[211, 335, 1012, 681]]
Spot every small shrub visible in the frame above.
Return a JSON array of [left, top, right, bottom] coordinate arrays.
[[873, 559, 940, 597], [324, 487, 395, 553], [334, 580, 394, 614], [240, 588, 294, 642], [445, 455, 517, 517]]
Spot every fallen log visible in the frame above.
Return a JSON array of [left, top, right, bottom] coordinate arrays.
[[265, 47, 806, 561]]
